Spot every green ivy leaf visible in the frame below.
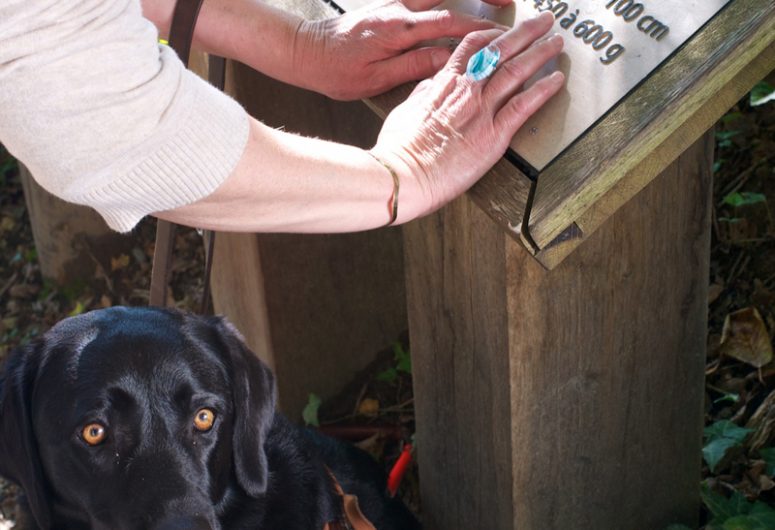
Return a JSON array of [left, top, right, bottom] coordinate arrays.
[[759, 448, 775, 476], [703, 437, 741, 473], [393, 342, 412, 374], [722, 504, 775, 530], [377, 367, 398, 383], [750, 81, 775, 107], [703, 420, 753, 472], [701, 484, 753, 525], [723, 192, 767, 208], [704, 420, 753, 442], [302, 393, 322, 427]]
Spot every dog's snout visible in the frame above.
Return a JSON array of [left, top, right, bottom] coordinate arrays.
[[151, 516, 213, 530]]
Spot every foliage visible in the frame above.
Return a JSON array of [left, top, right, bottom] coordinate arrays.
[[302, 393, 322, 427], [702, 483, 775, 530], [376, 342, 412, 383], [703, 420, 753, 473], [750, 82, 775, 107]]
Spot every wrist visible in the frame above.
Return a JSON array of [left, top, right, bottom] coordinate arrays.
[[291, 18, 341, 98], [368, 147, 432, 225]]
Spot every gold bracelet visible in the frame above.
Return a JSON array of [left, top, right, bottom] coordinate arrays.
[[367, 152, 400, 226]]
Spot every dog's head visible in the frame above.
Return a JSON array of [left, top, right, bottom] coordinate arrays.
[[0, 307, 276, 530]]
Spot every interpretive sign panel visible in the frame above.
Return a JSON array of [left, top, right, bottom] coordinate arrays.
[[502, 0, 733, 170], [331, 0, 732, 171]]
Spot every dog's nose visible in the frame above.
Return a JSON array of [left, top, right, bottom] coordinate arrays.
[[151, 516, 213, 530]]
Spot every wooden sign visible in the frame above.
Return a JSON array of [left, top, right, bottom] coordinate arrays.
[[484, 0, 734, 171], [331, 0, 732, 172], [324, 0, 773, 269]]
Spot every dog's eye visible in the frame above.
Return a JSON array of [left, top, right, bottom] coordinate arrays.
[[193, 408, 216, 432], [82, 423, 107, 446]]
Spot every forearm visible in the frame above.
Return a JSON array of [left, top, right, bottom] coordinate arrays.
[[156, 117, 426, 233], [140, 0, 308, 88]]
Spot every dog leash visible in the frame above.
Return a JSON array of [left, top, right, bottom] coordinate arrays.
[[149, 0, 218, 313]]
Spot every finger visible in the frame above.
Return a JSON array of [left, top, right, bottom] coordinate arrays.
[[369, 47, 452, 96], [446, 28, 504, 75], [480, 0, 514, 6], [493, 71, 565, 132], [398, 10, 508, 47], [401, 0, 444, 12], [490, 11, 555, 61], [484, 33, 563, 108]]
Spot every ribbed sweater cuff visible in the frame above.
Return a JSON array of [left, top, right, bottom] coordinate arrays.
[[69, 74, 249, 233]]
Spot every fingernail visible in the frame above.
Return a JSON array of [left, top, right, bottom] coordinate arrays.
[[431, 50, 448, 70], [532, 11, 555, 22], [549, 33, 563, 45], [550, 71, 565, 83]]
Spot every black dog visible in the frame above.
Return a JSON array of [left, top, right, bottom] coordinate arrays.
[[0, 306, 421, 530]]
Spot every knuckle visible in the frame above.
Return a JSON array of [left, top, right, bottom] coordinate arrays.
[[433, 10, 455, 30], [461, 29, 491, 49], [507, 96, 530, 119], [500, 59, 526, 81]]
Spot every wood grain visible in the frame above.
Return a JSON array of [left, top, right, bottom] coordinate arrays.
[[405, 131, 713, 530], [532, 41, 775, 269], [527, 0, 774, 248], [210, 61, 408, 418]]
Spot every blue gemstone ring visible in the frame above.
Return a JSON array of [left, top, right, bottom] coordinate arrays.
[[465, 45, 501, 82]]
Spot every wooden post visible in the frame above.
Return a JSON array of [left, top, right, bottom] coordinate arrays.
[[19, 165, 132, 286], [404, 131, 713, 529], [210, 63, 408, 418]]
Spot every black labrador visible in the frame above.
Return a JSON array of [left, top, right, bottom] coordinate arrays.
[[0, 306, 421, 530]]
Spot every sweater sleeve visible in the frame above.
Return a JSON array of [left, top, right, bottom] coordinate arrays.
[[0, 0, 250, 232]]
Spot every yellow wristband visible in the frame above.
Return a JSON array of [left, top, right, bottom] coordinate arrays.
[[367, 152, 400, 226]]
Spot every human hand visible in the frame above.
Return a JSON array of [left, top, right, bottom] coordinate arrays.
[[370, 11, 564, 220], [294, 0, 512, 100]]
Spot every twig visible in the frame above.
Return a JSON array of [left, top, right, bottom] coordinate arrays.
[[726, 251, 750, 286], [0, 271, 20, 301], [718, 154, 775, 203]]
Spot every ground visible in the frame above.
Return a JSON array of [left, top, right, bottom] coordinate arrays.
[[0, 80, 773, 527]]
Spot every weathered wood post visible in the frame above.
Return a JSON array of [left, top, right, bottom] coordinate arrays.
[[404, 132, 713, 529]]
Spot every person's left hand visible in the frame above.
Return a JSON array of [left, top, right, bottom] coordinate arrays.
[[293, 0, 512, 100]]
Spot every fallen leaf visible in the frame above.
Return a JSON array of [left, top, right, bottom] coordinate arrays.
[[357, 398, 380, 417], [720, 307, 773, 368], [110, 254, 130, 272], [0, 216, 15, 233], [746, 391, 775, 452], [709, 283, 725, 305]]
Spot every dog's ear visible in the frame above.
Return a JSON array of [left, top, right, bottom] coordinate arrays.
[[0, 343, 52, 529], [210, 317, 276, 497]]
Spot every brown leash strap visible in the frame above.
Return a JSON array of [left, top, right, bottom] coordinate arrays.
[[150, 0, 223, 311]]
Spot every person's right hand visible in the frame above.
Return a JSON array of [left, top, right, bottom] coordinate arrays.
[[371, 11, 565, 221]]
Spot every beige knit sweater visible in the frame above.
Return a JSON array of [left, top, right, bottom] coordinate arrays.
[[0, 0, 249, 232]]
